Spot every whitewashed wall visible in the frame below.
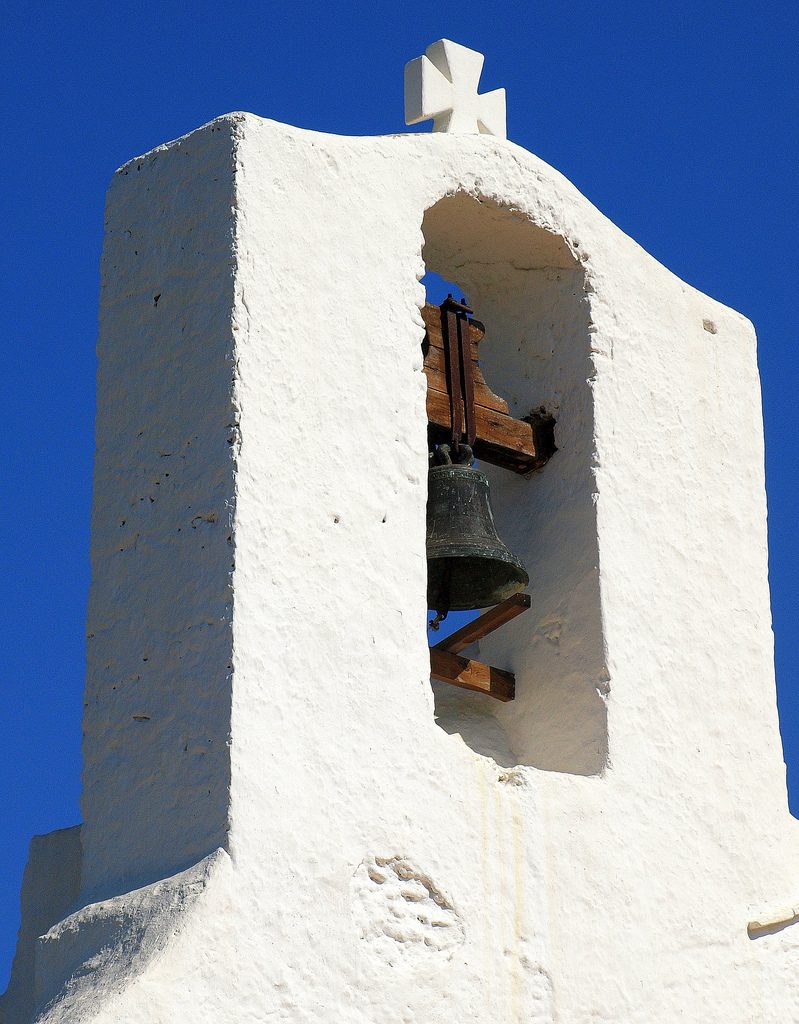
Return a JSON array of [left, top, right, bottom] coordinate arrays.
[[3, 112, 798, 1024]]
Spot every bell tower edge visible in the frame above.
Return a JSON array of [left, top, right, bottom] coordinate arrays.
[[81, 114, 242, 901]]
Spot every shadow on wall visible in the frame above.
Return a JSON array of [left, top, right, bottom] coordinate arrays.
[[421, 193, 608, 778]]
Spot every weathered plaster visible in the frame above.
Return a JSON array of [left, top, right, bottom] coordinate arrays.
[[0, 828, 81, 1024], [80, 118, 238, 903], [3, 112, 798, 1023]]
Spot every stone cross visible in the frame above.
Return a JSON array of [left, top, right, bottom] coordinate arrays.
[[404, 39, 507, 138]]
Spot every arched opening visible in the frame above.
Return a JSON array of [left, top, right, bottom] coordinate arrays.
[[421, 193, 608, 776]]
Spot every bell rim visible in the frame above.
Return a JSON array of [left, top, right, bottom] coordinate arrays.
[[426, 546, 528, 575], [426, 552, 529, 611], [426, 454, 528, 612]]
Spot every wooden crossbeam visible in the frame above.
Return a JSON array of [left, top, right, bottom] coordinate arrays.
[[429, 648, 515, 702], [434, 593, 531, 655], [422, 302, 556, 474], [429, 594, 531, 702]]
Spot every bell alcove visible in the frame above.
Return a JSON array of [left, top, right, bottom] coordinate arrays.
[[421, 192, 608, 777]]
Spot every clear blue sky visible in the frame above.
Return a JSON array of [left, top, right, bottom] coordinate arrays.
[[1, 0, 797, 989]]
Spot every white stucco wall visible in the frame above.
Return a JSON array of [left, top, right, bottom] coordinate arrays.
[[0, 828, 81, 1024], [4, 112, 798, 1023], [79, 121, 238, 900]]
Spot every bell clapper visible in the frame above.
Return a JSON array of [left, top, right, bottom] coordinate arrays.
[[428, 609, 448, 631]]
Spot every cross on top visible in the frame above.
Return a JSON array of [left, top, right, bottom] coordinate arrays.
[[404, 39, 507, 138]]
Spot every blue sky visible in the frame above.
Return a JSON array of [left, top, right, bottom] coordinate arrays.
[[1, 0, 797, 989]]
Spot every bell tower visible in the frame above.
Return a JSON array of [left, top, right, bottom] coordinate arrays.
[[3, 39, 799, 1024]]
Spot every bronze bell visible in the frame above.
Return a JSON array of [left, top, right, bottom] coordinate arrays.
[[427, 444, 528, 617]]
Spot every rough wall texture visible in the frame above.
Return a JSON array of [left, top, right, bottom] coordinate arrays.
[[81, 120, 238, 901], [0, 828, 81, 1024], [3, 112, 798, 1023]]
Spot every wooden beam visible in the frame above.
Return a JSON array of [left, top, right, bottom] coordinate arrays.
[[425, 385, 533, 451], [423, 355, 510, 415], [426, 392, 539, 473], [429, 648, 515, 702], [421, 301, 556, 474], [427, 421, 539, 475], [434, 593, 531, 655], [421, 302, 486, 352]]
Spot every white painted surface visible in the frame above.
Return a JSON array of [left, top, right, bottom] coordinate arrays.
[[78, 117, 238, 902], [0, 828, 81, 1024], [3, 112, 798, 1022], [405, 39, 506, 136]]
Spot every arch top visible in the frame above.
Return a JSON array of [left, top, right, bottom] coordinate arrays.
[[421, 192, 579, 275]]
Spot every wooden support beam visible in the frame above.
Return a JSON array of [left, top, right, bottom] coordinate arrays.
[[424, 354, 510, 414], [434, 593, 531, 655], [429, 648, 515, 702], [426, 390, 538, 472], [429, 593, 531, 702], [421, 302, 556, 474]]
